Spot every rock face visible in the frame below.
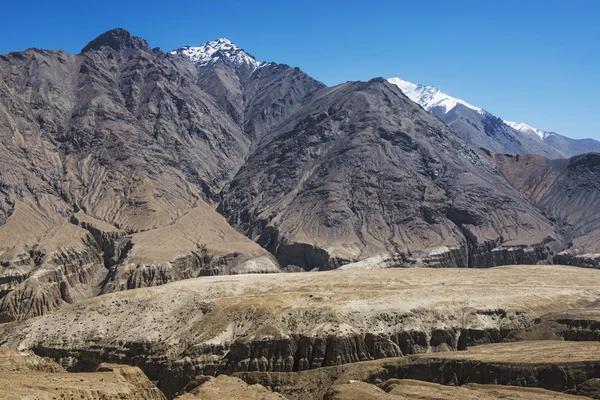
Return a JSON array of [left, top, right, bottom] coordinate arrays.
[[490, 152, 600, 267], [0, 350, 165, 399], [238, 341, 600, 400], [2, 265, 599, 397], [220, 78, 558, 270]]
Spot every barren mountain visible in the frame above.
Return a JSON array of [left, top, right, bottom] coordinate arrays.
[[0, 29, 298, 322], [388, 77, 600, 158], [220, 78, 559, 270], [0, 27, 593, 324], [490, 151, 600, 267]]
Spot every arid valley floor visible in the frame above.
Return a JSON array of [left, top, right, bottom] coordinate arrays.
[[2, 264, 600, 399]]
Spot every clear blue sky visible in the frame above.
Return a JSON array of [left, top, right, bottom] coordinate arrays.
[[1, 0, 598, 139]]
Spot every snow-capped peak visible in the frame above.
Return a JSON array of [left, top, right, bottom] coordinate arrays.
[[169, 38, 263, 71], [388, 77, 483, 114], [504, 121, 549, 140]]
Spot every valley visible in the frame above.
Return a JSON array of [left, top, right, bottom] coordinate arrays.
[[3, 265, 600, 398]]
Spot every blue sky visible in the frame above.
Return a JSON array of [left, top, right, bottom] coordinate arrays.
[[0, 0, 598, 139]]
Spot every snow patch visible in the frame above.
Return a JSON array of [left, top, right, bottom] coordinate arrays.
[[388, 77, 559, 142], [504, 120, 550, 140], [388, 77, 482, 114], [169, 37, 263, 71]]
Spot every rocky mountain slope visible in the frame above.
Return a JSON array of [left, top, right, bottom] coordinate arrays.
[[0, 28, 297, 322], [490, 151, 600, 267], [388, 78, 600, 158], [0, 28, 596, 324], [219, 78, 559, 271]]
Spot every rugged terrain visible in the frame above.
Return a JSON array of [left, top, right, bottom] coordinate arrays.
[[490, 151, 600, 267], [2, 264, 600, 397], [2, 28, 588, 324], [7, 346, 598, 399], [0, 350, 166, 399], [388, 77, 600, 158], [238, 341, 600, 399]]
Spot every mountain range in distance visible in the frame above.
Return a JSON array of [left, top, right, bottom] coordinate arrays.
[[388, 77, 600, 159]]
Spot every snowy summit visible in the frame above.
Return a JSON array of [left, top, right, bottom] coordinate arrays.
[[504, 121, 550, 140], [388, 77, 483, 114], [169, 38, 263, 71], [388, 77, 557, 142]]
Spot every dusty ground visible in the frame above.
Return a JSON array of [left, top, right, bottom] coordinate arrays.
[[0, 351, 165, 399], [175, 375, 286, 399], [6, 265, 600, 351], [416, 340, 600, 363], [328, 379, 590, 399]]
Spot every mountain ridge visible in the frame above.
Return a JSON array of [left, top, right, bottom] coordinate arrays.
[[0, 28, 596, 324], [168, 37, 265, 72], [388, 77, 600, 158]]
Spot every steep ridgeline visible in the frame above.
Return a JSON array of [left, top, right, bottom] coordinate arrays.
[[490, 151, 600, 268], [0, 29, 327, 322], [219, 78, 560, 271], [388, 78, 600, 158], [169, 38, 325, 139]]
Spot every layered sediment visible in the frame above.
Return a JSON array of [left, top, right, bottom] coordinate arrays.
[[2, 265, 599, 397]]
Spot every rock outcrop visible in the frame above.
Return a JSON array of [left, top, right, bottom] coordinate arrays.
[[174, 375, 286, 400], [237, 341, 600, 399], [490, 152, 600, 268], [0, 350, 165, 399]]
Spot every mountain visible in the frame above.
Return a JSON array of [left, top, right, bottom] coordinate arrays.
[[489, 151, 600, 267], [0, 29, 312, 322], [4, 27, 600, 400], [506, 121, 600, 157], [169, 37, 264, 72], [388, 78, 600, 158], [0, 28, 594, 324], [219, 78, 559, 272]]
